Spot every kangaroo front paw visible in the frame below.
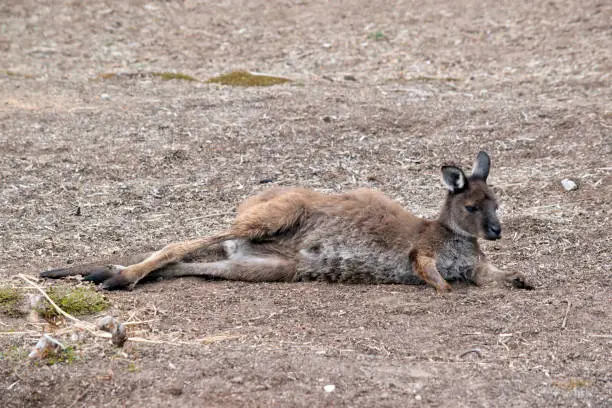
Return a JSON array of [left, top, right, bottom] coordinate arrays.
[[435, 281, 453, 293]]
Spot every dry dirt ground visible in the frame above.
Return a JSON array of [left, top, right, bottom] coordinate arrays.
[[1, 0, 611, 407]]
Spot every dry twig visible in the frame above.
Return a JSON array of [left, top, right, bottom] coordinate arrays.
[[459, 348, 483, 359], [15, 274, 241, 346], [561, 300, 571, 330]]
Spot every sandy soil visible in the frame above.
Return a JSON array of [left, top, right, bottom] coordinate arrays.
[[1, 1, 610, 407]]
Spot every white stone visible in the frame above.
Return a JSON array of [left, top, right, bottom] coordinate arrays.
[[324, 384, 335, 392], [561, 178, 578, 191]]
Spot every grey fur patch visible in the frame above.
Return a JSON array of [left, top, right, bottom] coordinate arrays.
[[294, 219, 419, 284], [436, 235, 479, 281]]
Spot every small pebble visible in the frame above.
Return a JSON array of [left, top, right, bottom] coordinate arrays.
[[324, 384, 335, 392], [97, 316, 128, 347], [28, 334, 65, 359], [70, 329, 88, 343], [166, 386, 183, 396], [150, 187, 162, 198], [561, 178, 578, 191], [343, 75, 357, 81], [100, 93, 110, 100]]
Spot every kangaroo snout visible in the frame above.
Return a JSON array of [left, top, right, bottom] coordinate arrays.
[[485, 224, 501, 240]]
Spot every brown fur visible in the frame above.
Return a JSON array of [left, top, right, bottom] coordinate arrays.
[[40, 152, 532, 292]]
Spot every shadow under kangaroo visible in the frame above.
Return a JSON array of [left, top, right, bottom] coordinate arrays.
[[41, 151, 533, 292]]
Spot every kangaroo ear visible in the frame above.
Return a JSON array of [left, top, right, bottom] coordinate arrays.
[[471, 151, 490, 181], [441, 166, 468, 193]]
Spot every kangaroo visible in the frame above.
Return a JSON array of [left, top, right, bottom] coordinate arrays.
[[40, 151, 532, 292]]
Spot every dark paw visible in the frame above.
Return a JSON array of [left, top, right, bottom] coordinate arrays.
[[100, 274, 135, 291], [81, 266, 120, 284]]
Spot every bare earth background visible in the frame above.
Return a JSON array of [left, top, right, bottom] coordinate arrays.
[[1, 1, 610, 407]]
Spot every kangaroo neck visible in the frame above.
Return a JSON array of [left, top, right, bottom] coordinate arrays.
[[436, 196, 475, 240]]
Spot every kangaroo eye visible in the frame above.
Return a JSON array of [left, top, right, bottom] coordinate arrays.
[[465, 205, 478, 213]]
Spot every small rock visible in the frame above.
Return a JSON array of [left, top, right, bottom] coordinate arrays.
[[322, 116, 332, 123], [28, 334, 65, 359], [343, 75, 357, 81], [561, 178, 578, 191], [100, 93, 110, 100], [230, 376, 244, 384], [324, 384, 335, 392], [70, 329, 88, 343], [166, 386, 183, 396], [150, 187, 162, 198], [97, 316, 128, 347], [322, 43, 332, 49], [415, 394, 422, 401]]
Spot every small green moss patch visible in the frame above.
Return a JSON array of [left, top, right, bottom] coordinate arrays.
[[0, 345, 28, 361], [368, 31, 388, 41], [43, 346, 78, 365], [207, 70, 291, 87], [1, 70, 35, 79], [0, 287, 24, 317], [95, 72, 198, 81], [408, 75, 462, 82], [552, 378, 593, 391], [151, 72, 198, 81], [96, 72, 118, 80], [36, 286, 110, 319]]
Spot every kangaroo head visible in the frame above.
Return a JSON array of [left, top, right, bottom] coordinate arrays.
[[440, 151, 501, 240]]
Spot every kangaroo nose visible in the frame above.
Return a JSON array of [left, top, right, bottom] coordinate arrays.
[[486, 224, 501, 240]]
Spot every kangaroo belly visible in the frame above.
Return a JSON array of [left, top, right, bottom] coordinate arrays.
[[296, 246, 420, 284]]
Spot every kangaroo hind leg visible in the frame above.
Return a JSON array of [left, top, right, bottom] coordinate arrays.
[[151, 256, 297, 283], [40, 252, 152, 281], [99, 192, 310, 290]]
